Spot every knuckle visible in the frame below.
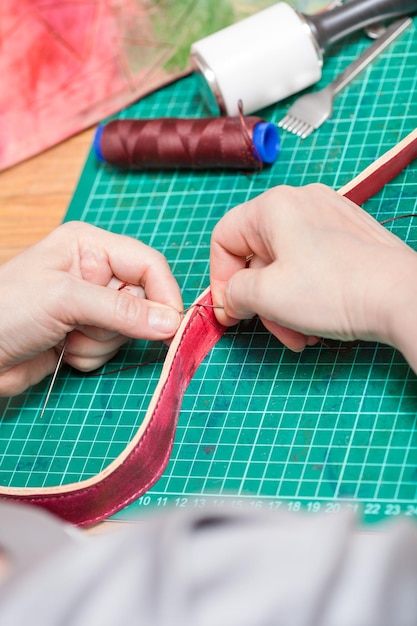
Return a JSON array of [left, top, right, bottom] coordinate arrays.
[[57, 220, 92, 236], [47, 220, 85, 244], [114, 293, 142, 330], [148, 248, 169, 271]]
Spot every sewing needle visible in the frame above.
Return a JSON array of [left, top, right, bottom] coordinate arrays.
[[39, 335, 68, 419]]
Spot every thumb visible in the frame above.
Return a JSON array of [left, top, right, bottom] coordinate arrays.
[[225, 267, 313, 352], [225, 264, 298, 323], [68, 280, 181, 340], [224, 267, 264, 320]]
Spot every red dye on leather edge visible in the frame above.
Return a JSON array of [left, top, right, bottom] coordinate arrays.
[[93, 116, 280, 170]]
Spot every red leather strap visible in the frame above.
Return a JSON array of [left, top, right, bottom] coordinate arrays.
[[339, 128, 417, 205], [0, 128, 416, 526], [0, 289, 226, 526]]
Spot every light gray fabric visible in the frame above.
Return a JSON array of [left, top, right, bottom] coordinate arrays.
[[0, 501, 80, 575], [0, 502, 416, 625]]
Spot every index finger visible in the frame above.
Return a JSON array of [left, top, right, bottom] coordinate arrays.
[[59, 222, 184, 313]]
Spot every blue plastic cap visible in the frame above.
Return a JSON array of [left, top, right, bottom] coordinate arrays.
[[93, 125, 105, 162], [252, 122, 280, 164]]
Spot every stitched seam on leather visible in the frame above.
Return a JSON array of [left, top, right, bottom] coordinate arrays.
[[8, 295, 224, 524]]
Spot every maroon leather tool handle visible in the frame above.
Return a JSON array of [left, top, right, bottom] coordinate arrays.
[[0, 128, 416, 527]]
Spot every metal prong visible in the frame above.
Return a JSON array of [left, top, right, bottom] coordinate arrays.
[[39, 336, 68, 419]]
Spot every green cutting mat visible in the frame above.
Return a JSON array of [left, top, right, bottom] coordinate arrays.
[[1, 21, 416, 525]]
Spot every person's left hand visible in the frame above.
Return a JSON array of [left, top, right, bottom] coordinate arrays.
[[0, 221, 183, 396]]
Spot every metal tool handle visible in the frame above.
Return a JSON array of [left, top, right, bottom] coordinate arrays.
[[305, 0, 417, 49], [330, 17, 412, 96]]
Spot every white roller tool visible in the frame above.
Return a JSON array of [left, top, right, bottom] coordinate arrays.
[[190, 0, 417, 115]]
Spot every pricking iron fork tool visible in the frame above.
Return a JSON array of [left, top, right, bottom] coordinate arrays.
[[39, 336, 68, 419], [278, 16, 411, 138]]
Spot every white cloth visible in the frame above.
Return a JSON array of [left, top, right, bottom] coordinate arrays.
[[0, 502, 416, 626]]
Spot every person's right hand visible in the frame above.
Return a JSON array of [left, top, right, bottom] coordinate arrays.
[[210, 184, 417, 371]]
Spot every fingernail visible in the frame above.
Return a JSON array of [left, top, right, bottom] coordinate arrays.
[[148, 306, 181, 334]]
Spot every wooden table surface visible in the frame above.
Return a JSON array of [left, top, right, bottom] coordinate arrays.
[[0, 128, 95, 266]]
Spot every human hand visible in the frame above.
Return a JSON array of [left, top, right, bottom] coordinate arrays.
[[210, 184, 417, 367], [0, 222, 182, 396]]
